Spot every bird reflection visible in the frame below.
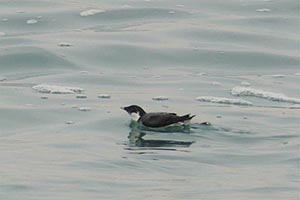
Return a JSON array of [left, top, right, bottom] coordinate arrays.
[[127, 130, 195, 148]]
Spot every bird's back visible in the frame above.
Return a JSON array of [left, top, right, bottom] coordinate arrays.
[[140, 112, 194, 128]]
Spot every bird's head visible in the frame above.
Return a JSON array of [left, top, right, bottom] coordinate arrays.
[[121, 105, 146, 121]]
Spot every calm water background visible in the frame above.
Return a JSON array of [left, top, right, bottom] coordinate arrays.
[[0, 0, 299, 199]]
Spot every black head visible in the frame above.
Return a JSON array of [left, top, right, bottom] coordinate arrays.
[[121, 105, 146, 116]]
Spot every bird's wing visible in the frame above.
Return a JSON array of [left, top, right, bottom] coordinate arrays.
[[141, 113, 184, 128]]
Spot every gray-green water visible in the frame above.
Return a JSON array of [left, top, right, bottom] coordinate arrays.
[[0, 0, 299, 199]]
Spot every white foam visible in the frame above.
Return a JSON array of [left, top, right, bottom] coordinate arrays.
[[196, 72, 207, 76], [294, 73, 300, 76], [240, 81, 251, 86], [65, 120, 74, 124], [256, 8, 271, 12], [271, 74, 285, 78], [152, 96, 169, 101], [78, 107, 91, 111], [27, 19, 37, 24], [231, 86, 300, 104], [32, 84, 84, 94], [80, 9, 106, 16], [0, 32, 5, 37], [196, 96, 252, 106], [2, 18, 8, 22], [122, 5, 132, 9], [211, 81, 221, 86]]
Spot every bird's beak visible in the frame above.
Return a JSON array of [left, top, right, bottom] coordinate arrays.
[[120, 107, 125, 110]]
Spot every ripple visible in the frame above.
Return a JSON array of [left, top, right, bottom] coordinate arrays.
[[0, 47, 78, 73], [76, 94, 87, 98], [0, 184, 32, 191], [58, 42, 73, 47], [152, 96, 169, 101], [98, 94, 111, 99]]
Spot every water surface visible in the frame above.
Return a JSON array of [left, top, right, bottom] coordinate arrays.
[[0, 0, 299, 199]]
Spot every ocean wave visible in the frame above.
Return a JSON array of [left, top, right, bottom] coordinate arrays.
[[231, 87, 300, 104], [32, 84, 84, 94], [195, 96, 252, 106], [80, 9, 106, 17]]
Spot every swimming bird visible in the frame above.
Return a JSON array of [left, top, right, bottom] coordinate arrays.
[[121, 105, 196, 128]]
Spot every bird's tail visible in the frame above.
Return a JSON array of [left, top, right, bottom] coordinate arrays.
[[180, 114, 196, 124]]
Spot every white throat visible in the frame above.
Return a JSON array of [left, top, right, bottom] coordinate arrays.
[[130, 112, 140, 122]]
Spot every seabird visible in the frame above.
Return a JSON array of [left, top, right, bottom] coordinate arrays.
[[121, 105, 195, 128]]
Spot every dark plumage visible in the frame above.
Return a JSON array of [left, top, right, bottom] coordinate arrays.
[[122, 105, 195, 128]]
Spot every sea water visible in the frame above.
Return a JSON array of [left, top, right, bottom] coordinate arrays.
[[0, 0, 299, 199]]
